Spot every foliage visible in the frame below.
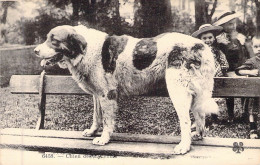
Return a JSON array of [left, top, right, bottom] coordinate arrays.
[[3, 1, 196, 45], [133, 0, 173, 38], [171, 7, 195, 35], [0, 1, 17, 23], [232, 0, 258, 37], [0, 1, 72, 45], [22, 3, 71, 45], [33, 8, 71, 43], [79, 0, 123, 35], [0, 1, 18, 44]]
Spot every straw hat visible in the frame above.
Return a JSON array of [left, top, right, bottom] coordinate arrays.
[[213, 11, 241, 26], [191, 24, 223, 38]]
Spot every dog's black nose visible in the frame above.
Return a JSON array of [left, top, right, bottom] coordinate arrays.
[[34, 48, 40, 56]]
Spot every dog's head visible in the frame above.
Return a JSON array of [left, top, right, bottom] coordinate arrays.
[[34, 25, 87, 68]]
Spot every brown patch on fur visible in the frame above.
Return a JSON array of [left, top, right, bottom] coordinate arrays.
[[133, 38, 157, 70], [191, 43, 204, 52], [168, 46, 187, 68], [168, 45, 201, 69], [101, 35, 128, 73], [107, 90, 118, 100]]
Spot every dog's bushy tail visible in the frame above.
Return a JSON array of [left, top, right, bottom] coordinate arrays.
[[201, 98, 219, 114], [191, 43, 219, 114], [194, 95, 219, 114]]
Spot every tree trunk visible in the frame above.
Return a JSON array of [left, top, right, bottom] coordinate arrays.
[[182, 0, 186, 10], [194, 0, 217, 30], [1, 5, 8, 24], [133, 0, 172, 38], [106, 0, 121, 35], [195, 0, 207, 29], [0, 2, 14, 43], [82, 0, 97, 23], [71, 0, 80, 25], [256, 0, 260, 36], [243, 0, 248, 23], [229, 0, 236, 11]]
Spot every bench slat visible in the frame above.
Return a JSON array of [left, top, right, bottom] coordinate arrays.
[[1, 128, 260, 161], [1, 128, 260, 148], [213, 77, 260, 97], [10, 75, 260, 97], [45, 76, 85, 94], [10, 75, 40, 94], [10, 75, 85, 95]]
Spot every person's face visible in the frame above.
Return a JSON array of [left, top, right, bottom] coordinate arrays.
[[222, 19, 237, 33], [200, 32, 215, 46], [252, 37, 260, 57]]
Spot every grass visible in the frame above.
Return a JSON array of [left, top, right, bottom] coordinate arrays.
[[0, 86, 259, 139]]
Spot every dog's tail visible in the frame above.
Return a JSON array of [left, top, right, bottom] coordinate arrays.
[[193, 93, 219, 114], [191, 43, 219, 114]]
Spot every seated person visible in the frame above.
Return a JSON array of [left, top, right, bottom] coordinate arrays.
[[235, 36, 260, 139], [191, 24, 229, 138], [192, 24, 229, 77], [214, 11, 251, 123]]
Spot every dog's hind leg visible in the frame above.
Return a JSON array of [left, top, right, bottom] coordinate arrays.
[[92, 94, 117, 145], [166, 68, 192, 155], [191, 108, 205, 141], [83, 95, 102, 137]]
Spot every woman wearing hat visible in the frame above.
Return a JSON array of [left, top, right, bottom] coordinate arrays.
[[192, 24, 229, 129], [213, 11, 251, 123]]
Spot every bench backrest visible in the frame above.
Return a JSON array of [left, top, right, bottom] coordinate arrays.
[[9, 75, 260, 97]]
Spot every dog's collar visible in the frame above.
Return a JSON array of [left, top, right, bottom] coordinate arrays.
[[72, 54, 84, 66]]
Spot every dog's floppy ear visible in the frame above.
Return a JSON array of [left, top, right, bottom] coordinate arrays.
[[66, 33, 87, 58]]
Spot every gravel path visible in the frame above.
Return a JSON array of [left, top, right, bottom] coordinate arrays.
[[0, 87, 259, 139]]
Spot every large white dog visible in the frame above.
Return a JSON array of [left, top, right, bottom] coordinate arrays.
[[34, 25, 218, 154]]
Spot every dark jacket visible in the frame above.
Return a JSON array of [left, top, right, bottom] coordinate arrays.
[[218, 36, 250, 71], [235, 56, 260, 76]]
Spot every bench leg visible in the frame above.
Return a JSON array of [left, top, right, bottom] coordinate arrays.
[[249, 98, 259, 139], [36, 70, 46, 130], [36, 93, 46, 130]]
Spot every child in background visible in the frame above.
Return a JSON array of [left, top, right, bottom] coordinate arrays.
[[191, 24, 229, 137], [235, 36, 260, 139], [192, 24, 229, 77], [236, 37, 260, 76]]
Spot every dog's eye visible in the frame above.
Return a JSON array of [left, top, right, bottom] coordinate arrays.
[[52, 40, 60, 46], [51, 38, 61, 47]]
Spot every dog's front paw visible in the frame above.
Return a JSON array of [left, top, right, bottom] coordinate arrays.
[[173, 142, 191, 155], [191, 131, 203, 141], [92, 136, 110, 145], [82, 129, 96, 137]]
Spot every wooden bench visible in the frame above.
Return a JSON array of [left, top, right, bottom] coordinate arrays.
[[1, 128, 260, 161], [9, 71, 260, 130], [1, 71, 260, 159]]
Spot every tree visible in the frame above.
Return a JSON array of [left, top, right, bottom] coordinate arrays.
[[47, 0, 122, 34], [255, 0, 260, 36], [194, 0, 217, 29], [48, 0, 172, 37], [182, 0, 186, 10], [0, 1, 17, 44], [133, 0, 172, 37]]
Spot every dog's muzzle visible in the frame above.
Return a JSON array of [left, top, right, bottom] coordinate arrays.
[[34, 45, 65, 67], [39, 53, 64, 67]]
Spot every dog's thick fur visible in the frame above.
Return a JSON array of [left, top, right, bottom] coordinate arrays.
[[34, 25, 218, 154]]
